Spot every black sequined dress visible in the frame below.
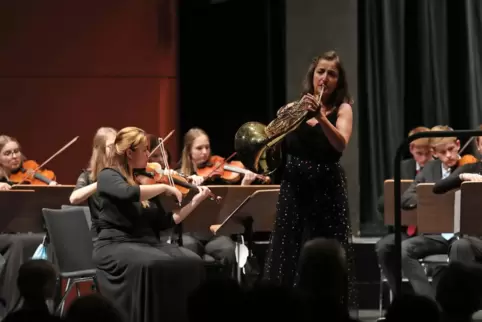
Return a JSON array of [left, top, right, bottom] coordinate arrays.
[[263, 110, 357, 310]]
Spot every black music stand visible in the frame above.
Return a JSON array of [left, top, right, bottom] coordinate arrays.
[[210, 189, 279, 282]]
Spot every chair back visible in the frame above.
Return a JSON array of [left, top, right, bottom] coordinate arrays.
[[42, 208, 94, 273], [61, 205, 92, 230]]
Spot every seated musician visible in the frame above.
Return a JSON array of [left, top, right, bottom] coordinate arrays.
[[432, 129, 482, 266], [176, 127, 258, 275], [0, 135, 57, 188], [378, 125, 461, 301], [93, 126, 209, 322], [0, 135, 50, 315], [69, 127, 117, 239], [376, 126, 432, 295]]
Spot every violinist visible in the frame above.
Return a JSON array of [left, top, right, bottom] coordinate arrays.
[[177, 127, 257, 276], [93, 126, 210, 322], [0, 135, 58, 188], [432, 138, 482, 269], [380, 125, 463, 300], [69, 127, 117, 239], [375, 126, 432, 296], [180, 127, 257, 185]]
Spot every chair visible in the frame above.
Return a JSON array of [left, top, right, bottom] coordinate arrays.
[[61, 205, 92, 231], [42, 207, 99, 316], [378, 254, 449, 316]]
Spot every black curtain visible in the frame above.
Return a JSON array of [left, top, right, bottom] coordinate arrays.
[[358, 0, 482, 233], [178, 0, 286, 181]]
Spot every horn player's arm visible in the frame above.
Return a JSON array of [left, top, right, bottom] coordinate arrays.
[[316, 103, 353, 152]]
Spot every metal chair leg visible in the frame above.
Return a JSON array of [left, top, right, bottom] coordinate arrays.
[[57, 278, 72, 317]]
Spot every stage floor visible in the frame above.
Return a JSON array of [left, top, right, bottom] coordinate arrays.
[[358, 310, 482, 321]]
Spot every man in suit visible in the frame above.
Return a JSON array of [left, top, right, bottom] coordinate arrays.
[[376, 125, 460, 301], [376, 127, 432, 214], [376, 127, 431, 294]]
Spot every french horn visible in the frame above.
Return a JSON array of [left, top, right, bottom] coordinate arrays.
[[234, 87, 325, 174]]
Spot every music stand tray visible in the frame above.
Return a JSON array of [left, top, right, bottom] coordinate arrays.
[[209, 188, 279, 282], [210, 189, 279, 236]]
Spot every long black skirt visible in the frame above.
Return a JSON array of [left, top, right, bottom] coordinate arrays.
[[93, 237, 205, 322], [263, 155, 357, 312]]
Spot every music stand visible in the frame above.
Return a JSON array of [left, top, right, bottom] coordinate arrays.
[[383, 180, 417, 226], [210, 189, 279, 282], [416, 183, 456, 233], [0, 190, 35, 232], [459, 182, 482, 235]]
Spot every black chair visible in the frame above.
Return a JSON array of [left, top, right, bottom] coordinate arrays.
[[61, 205, 92, 231], [42, 207, 99, 316]]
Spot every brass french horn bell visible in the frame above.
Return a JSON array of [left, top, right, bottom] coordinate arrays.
[[234, 121, 282, 175]]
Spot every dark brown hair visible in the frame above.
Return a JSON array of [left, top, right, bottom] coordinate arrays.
[[301, 50, 353, 107]]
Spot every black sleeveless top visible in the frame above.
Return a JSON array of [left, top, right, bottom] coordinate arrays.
[[284, 109, 342, 163]]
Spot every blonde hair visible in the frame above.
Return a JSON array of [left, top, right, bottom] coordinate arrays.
[[88, 127, 117, 182], [408, 126, 430, 148], [180, 128, 209, 176], [0, 135, 25, 180], [429, 125, 457, 147], [107, 127, 149, 207]]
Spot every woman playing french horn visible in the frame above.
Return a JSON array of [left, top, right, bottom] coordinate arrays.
[[262, 50, 357, 316]]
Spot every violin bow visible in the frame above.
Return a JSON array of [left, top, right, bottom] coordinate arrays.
[[149, 130, 179, 206], [204, 152, 237, 179], [460, 136, 475, 154], [13, 136, 79, 186], [148, 130, 174, 158]]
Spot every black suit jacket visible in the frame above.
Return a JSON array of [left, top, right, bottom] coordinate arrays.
[[401, 159, 445, 209], [377, 158, 419, 214]]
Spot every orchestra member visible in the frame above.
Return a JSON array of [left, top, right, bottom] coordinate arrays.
[[177, 127, 257, 275], [93, 126, 210, 322], [0, 136, 50, 314], [376, 126, 432, 214], [262, 50, 356, 310], [0, 135, 58, 188], [379, 125, 461, 300], [433, 152, 482, 266], [69, 127, 117, 239], [375, 127, 432, 294]]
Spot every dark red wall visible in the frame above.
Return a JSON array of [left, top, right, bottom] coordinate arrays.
[[0, 0, 177, 184]]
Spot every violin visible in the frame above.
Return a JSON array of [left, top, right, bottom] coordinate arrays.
[[9, 160, 56, 185], [456, 135, 480, 167], [9, 136, 79, 187], [458, 154, 479, 167], [196, 154, 271, 184], [135, 163, 221, 203]]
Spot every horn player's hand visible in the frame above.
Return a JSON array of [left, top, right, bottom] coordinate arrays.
[[301, 94, 325, 119]]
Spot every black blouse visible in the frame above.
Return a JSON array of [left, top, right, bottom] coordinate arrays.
[[96, 168, 175, 241], [284, 109, 342, 163]]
